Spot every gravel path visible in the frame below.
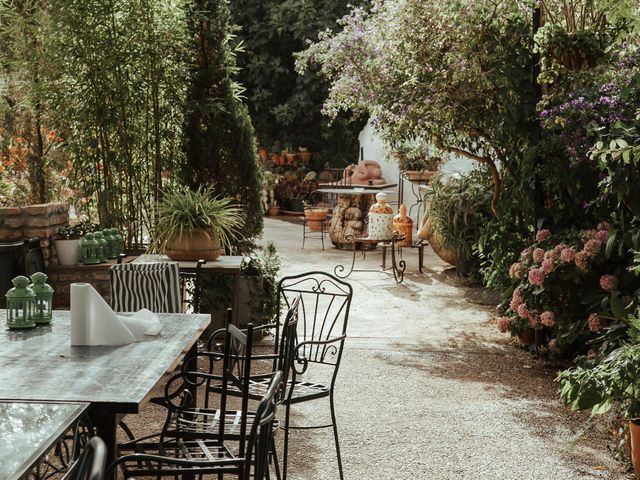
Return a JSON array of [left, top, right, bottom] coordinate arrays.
[[261, 217, 632, 480]]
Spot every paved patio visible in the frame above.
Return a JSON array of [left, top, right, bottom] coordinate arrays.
[[261, 216, 631, 480]]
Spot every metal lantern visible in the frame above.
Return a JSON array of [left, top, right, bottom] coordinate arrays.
[[102, 229, 116, 259], [81, 233, 100, 265], [5, 276, 36, 329], [29, 272, 54, 325], [93, 232, 108, 262]]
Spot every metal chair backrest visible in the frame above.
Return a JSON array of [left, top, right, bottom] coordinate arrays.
[[275, 294, 300, 401], [109, 262, 181, 313], [68, 436, 107, 480], [244, 370, 282, 480], [277, 271, 352, 366], [220, 317, 254, 456]]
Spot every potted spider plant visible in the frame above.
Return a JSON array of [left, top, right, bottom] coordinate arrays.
[[149, 185, 244, 261]]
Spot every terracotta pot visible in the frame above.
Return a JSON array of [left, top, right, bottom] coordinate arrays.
[[298, 152, 311, 165], [272, 154, 284, 165], [517, 328, 537, 346], [267, 205, 281, 216], [165, 229, 222, 261], [630, 420, 640, 477], [285, 153, 296, 165], [418, 217, 457, 265], [258, 149, 268, 163], [305, 209, 327, 232], [404, 170, 437, 182]]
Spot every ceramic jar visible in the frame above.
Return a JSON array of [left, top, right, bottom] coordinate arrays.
[[367, 192, 394, 240], [393, 204, 413, 247]]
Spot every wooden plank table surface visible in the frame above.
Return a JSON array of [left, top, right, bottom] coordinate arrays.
[[0, 310, 210, 463], [0, 401, 88, 480]]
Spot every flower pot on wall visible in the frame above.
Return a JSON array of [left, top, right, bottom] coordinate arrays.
[[55, 239, 82, 266], [404, 170, 437, 182], [165, 229, 222, 261]]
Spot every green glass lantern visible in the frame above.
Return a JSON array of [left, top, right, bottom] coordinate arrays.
[[93, 232, 108, 263], [29, 272, 54, 325], [80, 233, 100, 265], [5, 276, 36, 329], [113, 229, 124, 256], [102, 229, 116, 259]]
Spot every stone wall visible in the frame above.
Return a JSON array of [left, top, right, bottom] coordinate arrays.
[[0, 202, 69, 266]]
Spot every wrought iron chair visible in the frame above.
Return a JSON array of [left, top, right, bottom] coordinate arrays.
[[67, 436, 107, 480], [109, 371, 282, 480], [277, 271, 352, 480]]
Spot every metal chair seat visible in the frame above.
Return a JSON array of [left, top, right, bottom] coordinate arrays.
[[164, 407, 280, 440], [226, 378, 331, 405]]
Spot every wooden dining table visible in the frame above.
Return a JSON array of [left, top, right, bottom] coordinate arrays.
[[0, 310, 210, 464]]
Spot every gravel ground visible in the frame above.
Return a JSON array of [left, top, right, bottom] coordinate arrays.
[[123, 217, 634, 479]]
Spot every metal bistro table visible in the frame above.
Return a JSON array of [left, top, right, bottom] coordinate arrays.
[[334, 232, 407, 283], [0, 401, 89, 480], [0, 310, 210, 465], [133, 254, 243, 323]]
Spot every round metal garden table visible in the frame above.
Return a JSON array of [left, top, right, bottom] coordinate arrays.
[[333, 232, 407, 283]]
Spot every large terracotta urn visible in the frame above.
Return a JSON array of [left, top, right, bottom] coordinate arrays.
[[418, 217, 457, 266]]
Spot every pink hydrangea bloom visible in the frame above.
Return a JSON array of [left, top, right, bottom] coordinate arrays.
[[574, 251, 589, 271], [510, 288, 523, 311], [560, 247, 576, 262], [540, 311, 556, 327], [588, 313, 606, 332], [497, 316, 511, 333], [548, 339, 557, 351], [532, 248, 545, 263], [597, 221, 612, 232], [509, 262, 523, 280], [541, 258, 554, 273], [595, 230, 609, 243], [582, 229, 597, 241], [536, 229, 551, 242], [583, 239, 602, 257], [521, 247, 533, 261], [544, 249, 559, 262], [528, 268, 545, 286], [528, 312, 541, 329], [599, 274, 618, 292], [554, 243, 567, 254], [517, 303, 529, 319]]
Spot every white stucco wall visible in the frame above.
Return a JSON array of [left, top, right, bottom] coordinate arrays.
[[357, 119, 476, 225]]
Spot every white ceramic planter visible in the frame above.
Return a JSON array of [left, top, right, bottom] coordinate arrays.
[[55, 239, 81, 266]]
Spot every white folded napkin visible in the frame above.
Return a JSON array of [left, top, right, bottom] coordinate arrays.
[[70, 283, 162, 346]]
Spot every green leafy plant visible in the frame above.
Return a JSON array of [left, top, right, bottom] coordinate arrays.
[[558, 313, 640, 419], [149, 185, 244, 253], [424, 170, 493, 274]]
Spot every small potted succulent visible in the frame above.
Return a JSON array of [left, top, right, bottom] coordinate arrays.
[[394, 138, 443, 181], [55, 220, 96, 266]]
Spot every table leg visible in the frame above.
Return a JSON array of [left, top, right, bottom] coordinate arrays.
[[333, 235, 357, 278], [390, 241, 406, 284], [88, 406, 118, 466], [381, 245, 387, 270], [418, 243, 424, 273]]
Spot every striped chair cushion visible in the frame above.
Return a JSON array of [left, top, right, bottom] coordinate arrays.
[[109, 262, 181, 313]]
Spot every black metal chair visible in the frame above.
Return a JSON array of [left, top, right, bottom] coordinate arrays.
[[276, 271, 352, 480], [66, 436, 107, 480], [110, 358, 282, 479]]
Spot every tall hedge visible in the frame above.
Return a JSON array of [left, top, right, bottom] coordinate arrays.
[[183, 0, 263, 240]]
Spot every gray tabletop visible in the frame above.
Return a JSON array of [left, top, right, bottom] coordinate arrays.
[[0, 310, 210, 412], [0, 401, 88, 480]]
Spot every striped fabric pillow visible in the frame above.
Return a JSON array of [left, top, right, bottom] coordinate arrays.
[[109, 262, 181, 313]]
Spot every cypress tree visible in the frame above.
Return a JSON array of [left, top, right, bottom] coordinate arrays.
[[183, 0, 263, 240]]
